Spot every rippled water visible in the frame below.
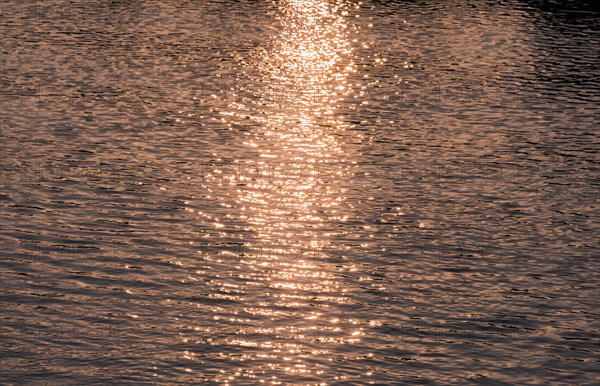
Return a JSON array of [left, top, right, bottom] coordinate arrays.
[[1, 0, 599, 384]]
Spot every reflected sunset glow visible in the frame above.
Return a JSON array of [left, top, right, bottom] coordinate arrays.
[[208, 0, 362, 381]]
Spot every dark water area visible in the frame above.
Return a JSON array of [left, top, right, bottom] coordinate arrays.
[[1, 1, 598, 384]]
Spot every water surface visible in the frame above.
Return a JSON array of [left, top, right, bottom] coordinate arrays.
[[1, 1, 598, 384]]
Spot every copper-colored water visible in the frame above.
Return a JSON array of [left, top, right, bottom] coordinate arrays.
[[1, 1, 598, 384]]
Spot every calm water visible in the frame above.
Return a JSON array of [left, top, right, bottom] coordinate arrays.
[[1, 1, 599, 384]]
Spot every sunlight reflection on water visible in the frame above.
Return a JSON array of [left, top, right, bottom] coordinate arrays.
[[204, 1, 366, 381]]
